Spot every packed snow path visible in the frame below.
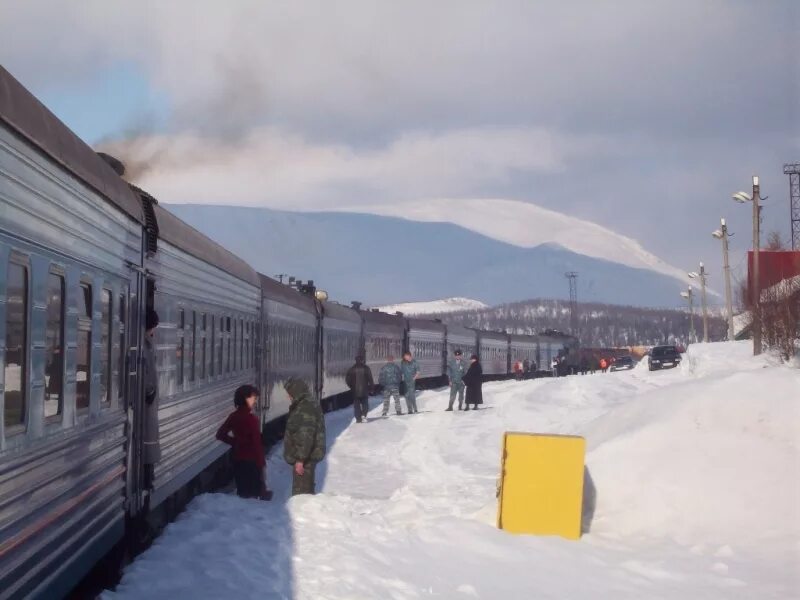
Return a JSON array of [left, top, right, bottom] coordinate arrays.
[[106, 343, 799, 599]]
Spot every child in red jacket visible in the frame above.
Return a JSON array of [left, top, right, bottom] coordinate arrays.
[[216, 384, 272, 500]]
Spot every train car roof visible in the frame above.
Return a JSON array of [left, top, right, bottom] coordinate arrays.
[[361, 309, 406, 329], [446, 323, 477, 337], [509, 333, 537, 342], [406, 317, 446, 332], [258, 274, 317, 312], [322, 301, 362, 322], [0, 66, 144, 223], [474, 329, 509, 341], [153, 203, 260, 286]]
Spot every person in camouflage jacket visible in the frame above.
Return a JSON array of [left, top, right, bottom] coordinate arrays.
[[400, 352, 421, 414], [283, 378, 326, 495], [378, 356, 403, 416]]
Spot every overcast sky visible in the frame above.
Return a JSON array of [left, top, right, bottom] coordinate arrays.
[[2, 0, 798, 290]]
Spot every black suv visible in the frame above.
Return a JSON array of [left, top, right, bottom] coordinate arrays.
[[648, 345, 681, 371]]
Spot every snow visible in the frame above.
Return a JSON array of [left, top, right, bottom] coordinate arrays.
[[351, 198, 692, 287], [375, 297, 489, 315], [106, 342, 799, 599]]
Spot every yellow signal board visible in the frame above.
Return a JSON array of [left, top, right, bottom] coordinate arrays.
[[497, 432, 586, 540]]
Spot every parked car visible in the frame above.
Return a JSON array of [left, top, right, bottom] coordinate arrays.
[[610, 355, 635, 371], [648, 345, 682, 371]]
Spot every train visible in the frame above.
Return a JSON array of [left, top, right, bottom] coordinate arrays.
[[0, 65, 577, 599]]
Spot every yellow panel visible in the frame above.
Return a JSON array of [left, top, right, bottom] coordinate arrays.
[[497, 432, 585, 540]]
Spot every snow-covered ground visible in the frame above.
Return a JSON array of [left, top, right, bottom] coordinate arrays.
[[106, 342, 799, 599], [374, 297, 489, 315]]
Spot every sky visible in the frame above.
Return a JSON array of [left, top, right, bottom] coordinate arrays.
[[2, 0, 798, 290]]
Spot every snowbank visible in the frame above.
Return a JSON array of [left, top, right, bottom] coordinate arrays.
[[678, 340, 780, 378], [587, 366, 799, 550]]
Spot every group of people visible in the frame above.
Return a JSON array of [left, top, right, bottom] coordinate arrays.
[[512, 358, 538, 380], [345, 349, 484, 420], [215, 377, 327, 500]]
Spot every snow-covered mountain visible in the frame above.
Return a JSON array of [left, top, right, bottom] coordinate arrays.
[[374, 297, 488, 315], [351, 198, 688, 284], [164, 204, 692, 307]]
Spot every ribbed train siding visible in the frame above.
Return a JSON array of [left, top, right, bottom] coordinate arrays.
[[0, 124, 138, 599], [445, 326, 478, 360], [148, 239, 260, 507], [479, 333, 510, 375], [264, 298, 318, 420], [406, 323, 446, 379], [322, 304, 362, 399]]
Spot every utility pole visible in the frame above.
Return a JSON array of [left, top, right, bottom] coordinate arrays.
[[699, 263, 708, 343], [688, 264, 709, 342], [565, 272, 578, 339], [275, 273, 288, 284], [752, 176, 762, 355], [681, 286, 696, 344], [713, 218, 735, 340]]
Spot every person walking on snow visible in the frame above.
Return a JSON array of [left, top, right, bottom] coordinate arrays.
[[462, 354, 483, 410], [283, 378, 326, 495], [346, 354, 374, 423], [378, 355, 403, 416], [401, 351, 420, 414], [446, 349, 468, 411]]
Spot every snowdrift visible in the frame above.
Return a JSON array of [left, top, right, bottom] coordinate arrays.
[[587, 343, 798, 550]]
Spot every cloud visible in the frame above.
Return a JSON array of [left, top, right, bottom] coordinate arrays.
[[2, 0, 797, 283], [122, 126, 603, 208]]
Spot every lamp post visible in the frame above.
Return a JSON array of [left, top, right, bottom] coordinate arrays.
[[680, 286, 696, 344], [712, 219, 735, 340], [688, 264, 709, 343], [732, 175, 762, 355]]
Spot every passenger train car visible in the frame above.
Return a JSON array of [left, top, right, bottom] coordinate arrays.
[[0, 66, 577, 599]]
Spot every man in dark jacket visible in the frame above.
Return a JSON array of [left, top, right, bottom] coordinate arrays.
[[283, 378, 326, 495], [142, 308, 160, 489], [345, 354, 374, 423], [462, 354, 483, 410]]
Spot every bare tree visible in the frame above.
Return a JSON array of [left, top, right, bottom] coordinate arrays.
[[760, 278, 800, 360], [765, 230, 788, 251]]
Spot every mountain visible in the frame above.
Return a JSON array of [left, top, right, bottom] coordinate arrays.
[[349, 198, 688, 283], [374, 298, 488, 315], [164, 204, 691, 307]]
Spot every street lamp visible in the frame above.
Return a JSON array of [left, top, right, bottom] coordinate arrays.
[[712, 218, 735, 341], [688, 264, 709, 343], [732, 175, 762, 355], [680, 286, 696, 344]]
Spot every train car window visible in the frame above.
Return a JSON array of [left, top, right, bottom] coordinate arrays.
[[233, 318, 239, 372], [200, 313, 207, 379], [100, 289, 112, 406], [242, 321, 250, 369], [76, 282, 92, 412], [219, 316, 224, 375], [210, 316, 216, 378], [4, 262, 29, 429], [177, 309, 185, 386], [226, 317, 232, 373], [118, 293, 126, 400], [44, 272, 65, 419], [190, 310, 196, 382]]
